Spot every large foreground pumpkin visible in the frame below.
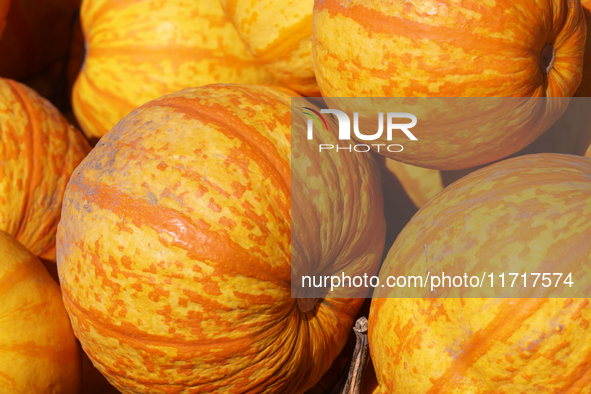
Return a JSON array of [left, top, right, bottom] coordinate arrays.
[[57, 84, 386, 393], [313, 0, 586, 170], [72, 0, 279, 140], [0, 78, 90, 272], [0, 230, 80, 393], [369, 154, 591, 393], [220, 0, 319, 95]]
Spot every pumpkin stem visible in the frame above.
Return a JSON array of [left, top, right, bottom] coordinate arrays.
[[540, 44, 556, 75], [297, 297, 319, 313], [328, 317, 370, 394]]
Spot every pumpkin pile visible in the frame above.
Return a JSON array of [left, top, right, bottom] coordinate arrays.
[[0, 0, 590, 393]]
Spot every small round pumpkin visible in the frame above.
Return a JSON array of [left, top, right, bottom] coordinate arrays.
[[0, 78, 91, 274], [220, 0, 319, 95], [370, 154, 591, 393], [72, 0, 279, 140], [0, 229, 80, 393], [58, 84, 385, 393]]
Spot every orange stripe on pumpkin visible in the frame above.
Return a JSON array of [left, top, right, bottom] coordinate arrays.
[[87, 46, 264, 71], [316, 0, 517, 53], [426, 298, 548, 393], [141, 94, 291, 202], [256, 13, 313, 63], [67, 175, 290, 287]]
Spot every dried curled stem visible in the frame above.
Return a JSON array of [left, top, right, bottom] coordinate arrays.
[[329, 317, 370, 394]]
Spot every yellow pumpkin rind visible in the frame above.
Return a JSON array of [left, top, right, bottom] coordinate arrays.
[[0, 230, 81, 394], [73, 0, 279, 139], [370, 154, 591, 393], [220, 0, 319, 96]]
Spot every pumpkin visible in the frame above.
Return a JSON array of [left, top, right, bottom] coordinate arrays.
[[0, 0, 80, 80], [0, 78, 90, 278], [369, 154, 591, 393], [72, 0, 280, 140], [219, 0, 319, 96], [314, 0, 585, 98], [0, 0, 8, 37], [57, 84, 386, 393], [313, 0, 586, 170], [0, 229, 80, 393]]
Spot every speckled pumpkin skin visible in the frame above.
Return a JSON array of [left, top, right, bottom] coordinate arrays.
[[313, 0, 586, 170], [369, 154, 591, 393], [57, 84, 386, 393], [72, 0, 279, 140], [0, 78, 91, 268], [220, 0, 319, 95], [0, 230, 80, 394], [313, 0, 585, 98]]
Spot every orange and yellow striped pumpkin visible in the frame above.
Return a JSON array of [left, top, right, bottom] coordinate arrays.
[[369, 154, 591, 393], [313, 0, 586, 170], [57, 84, 386, 393], [0, 229, 80, 393], [313, 0, 585, 97], [72, 0, 279, 140], [0, 78, 90, 275], [220, 0, 319, 96]]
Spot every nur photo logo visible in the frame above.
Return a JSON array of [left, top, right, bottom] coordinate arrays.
[[303, 107, 418, 153]]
